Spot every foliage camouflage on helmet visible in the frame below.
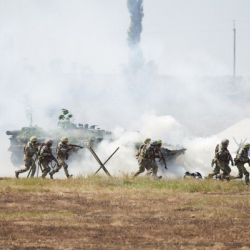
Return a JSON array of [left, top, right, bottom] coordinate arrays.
[[61, 137, 68, 142], [30, 136, 37, 142]]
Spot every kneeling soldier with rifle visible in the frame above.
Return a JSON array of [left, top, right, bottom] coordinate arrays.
[[15, 136, 40, 178], [49, 137, 83, 179], [38, 139, 59, 179]]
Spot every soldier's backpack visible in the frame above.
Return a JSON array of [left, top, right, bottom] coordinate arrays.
[[216, 144, 228, 160]]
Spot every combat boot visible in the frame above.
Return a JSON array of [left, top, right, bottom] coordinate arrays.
[[49, 172, 54, 179], [67, 174, 73, 179], [234, 175, 243, 179], [215, 174, 221, 180], [245, 174, 249, 185], [15, 171, 19, 179]]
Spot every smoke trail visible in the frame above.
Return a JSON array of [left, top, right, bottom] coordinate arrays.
[[127, 0, 144, 47], [126, 0, 146, 77]]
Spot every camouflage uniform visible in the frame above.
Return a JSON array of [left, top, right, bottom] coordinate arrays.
[[145, 143, 160, 177], [16, 141, 38, 177], [234, 144, 250, 184], [49, 141, 71, 178], [215, 141, 233, 180], [207, 144, 220, 178], [133, 142, 151, 177], [39, 144, 53, 179]]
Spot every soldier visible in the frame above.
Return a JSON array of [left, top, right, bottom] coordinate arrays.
[[15, 136, 39, 178], [234, 143, 250, 185], [215, 139, 234, 180], [38, 139, 58, 179], [155, 140, 167, 169], [49, 137, 73, 179], [133, 138, 151, 177], [207, 144, 220, 179], [146, 140, 167, 178]]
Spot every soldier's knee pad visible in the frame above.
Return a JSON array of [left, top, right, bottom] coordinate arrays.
[[63, 164, 68, 170], [43, 167, 51, 173]]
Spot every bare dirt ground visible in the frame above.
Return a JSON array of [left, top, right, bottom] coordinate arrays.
[[1, 180, 250, 250]]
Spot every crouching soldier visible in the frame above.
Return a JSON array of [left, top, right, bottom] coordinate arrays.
[[133, 138, 151, 177], [234, 143, 250, 185], [15, 136, 39, 178], [38, 139, 58, 179], [49, 137, 73, 179], [215, 139, 234, 180]]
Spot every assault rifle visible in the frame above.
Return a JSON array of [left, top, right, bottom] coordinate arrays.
[[68, 144, 84, 149], [227, 151, 234, 166], [50, 153, 59, 166], [65, 144, 84, 160], [159, 151, 167, 170]]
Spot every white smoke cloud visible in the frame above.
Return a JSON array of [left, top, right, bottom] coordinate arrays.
[[1, 1, 250, 180]]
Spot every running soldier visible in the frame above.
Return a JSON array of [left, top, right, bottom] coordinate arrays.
[[234, 143, 250, 185], [215, 139, 234, 180], [49, 137, 83, 179], [38, 139, 58, 179], [15, 136, 40, 178], [133, 138, 151, 177], [146, 140, 167, 178], [207, 144, 220, 179]]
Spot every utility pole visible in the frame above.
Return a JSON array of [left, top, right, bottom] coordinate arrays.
[[233, 20, 236, 80]]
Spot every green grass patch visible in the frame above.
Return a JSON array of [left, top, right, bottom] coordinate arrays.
[[0, 175, 249, 194]]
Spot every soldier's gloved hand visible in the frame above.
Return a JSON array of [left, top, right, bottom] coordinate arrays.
[[165, 165, 167, 170]]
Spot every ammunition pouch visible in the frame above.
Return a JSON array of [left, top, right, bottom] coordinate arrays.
[[234, 158, 239, 164]]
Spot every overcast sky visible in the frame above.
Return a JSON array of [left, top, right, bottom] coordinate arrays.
[[1, 0, 250, 76]]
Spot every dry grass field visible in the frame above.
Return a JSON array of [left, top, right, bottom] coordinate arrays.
[[0, 176, 250, 250]]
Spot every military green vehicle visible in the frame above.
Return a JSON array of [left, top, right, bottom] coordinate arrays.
[[161, 144, 186, 163], [6, 124, 113, 168], [7, 109, 186, 168]]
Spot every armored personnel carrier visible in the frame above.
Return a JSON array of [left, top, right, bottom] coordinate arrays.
[[6, 124, 113, 167]]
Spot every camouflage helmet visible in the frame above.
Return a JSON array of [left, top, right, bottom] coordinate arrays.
[[45, 139, 53, 146], [61, 137, 68, 143], [144, 138, 151, 144], [157, 140, 162, 146], [30, 136, 37, 142], [221, 139, 229, 145], [243, 143, 250, 148]]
